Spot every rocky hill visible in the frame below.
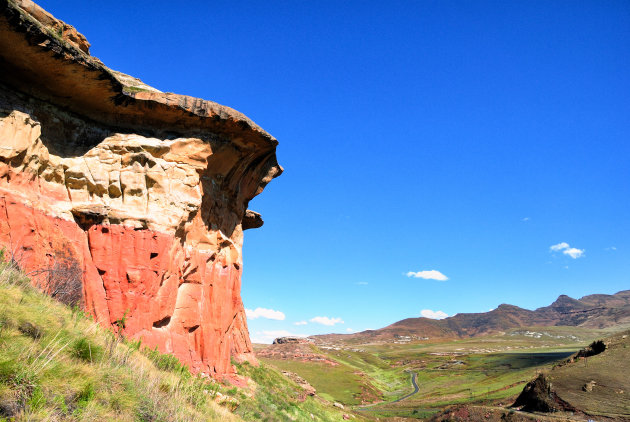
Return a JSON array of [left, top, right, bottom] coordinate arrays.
[[0, 0, 281, 376], [511, 330, 630, 419], [312, 290, 630, 344]]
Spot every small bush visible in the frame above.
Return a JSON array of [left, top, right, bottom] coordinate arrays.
[[125, 338, 142, 351], [71, 337, 102, 363], [144, 347, 189, 377]]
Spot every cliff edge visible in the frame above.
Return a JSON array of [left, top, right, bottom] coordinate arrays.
[[0, 0, 282, 376]]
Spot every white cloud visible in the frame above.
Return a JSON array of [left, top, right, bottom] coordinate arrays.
[[522, 217, 530, 222], [346, 328, 355, 333], [355, 281, 368, 285], [245, 307, 285, 320], [250, 330, 307, 344], [406, 270, 448, 281], [549, 242, 584, 259], [310, 316, 344, 326], [606, 246, 617, 251], [294, 321, 307, 326], [563, 248, 584, 259], [550, 242, 570, 252], [420, 309, 448, 319]]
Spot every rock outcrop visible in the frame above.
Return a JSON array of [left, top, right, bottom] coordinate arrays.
[[0, 0, 281, 376], [273, 337, 312, 345]]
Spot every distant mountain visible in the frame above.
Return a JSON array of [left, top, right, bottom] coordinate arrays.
[[312, 290, 630, 344]]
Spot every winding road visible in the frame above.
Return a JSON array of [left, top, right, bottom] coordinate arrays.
[[357, 371, 419, 411], [391, 371, 420, 403]]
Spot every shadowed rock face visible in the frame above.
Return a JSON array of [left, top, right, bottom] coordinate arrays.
[[0, 0, 281, 376]]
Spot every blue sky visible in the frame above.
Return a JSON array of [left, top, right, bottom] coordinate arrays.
[[39, 1, 630, 343]]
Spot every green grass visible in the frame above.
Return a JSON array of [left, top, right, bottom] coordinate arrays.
[[323, 349, 410, 400], [259, 357, 381, 405], [0, 261, 360, 421], [234, 361, 368, 421], [123, 85, 152, 94]]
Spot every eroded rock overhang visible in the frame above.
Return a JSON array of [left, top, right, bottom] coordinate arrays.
[[0, 0, 282, 376]]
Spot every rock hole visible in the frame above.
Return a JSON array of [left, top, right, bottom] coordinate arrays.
[[188, 325, 199, 333], [101, 227, 109, 233], [97, 269, 106, 276], [233, 263, 240, 270], [71, 209, 106, 231], [150, 252, 158, 259], [153, 316, 171, 328]]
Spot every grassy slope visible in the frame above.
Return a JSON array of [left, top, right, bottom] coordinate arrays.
[[260, 358, 368, 405], [0, 263, 357, 421], [548, 331, 630, 418], [258, 346, 411, 405]]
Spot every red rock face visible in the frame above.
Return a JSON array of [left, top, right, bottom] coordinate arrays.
[[0, 1, 281, 376]]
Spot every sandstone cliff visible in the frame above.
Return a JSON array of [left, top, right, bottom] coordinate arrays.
[[0, 0, 281, 376]]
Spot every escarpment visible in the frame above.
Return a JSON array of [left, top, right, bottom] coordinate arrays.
[[0, 0, 282, 376]]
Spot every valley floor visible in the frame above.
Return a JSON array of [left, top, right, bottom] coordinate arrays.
[[257, 325, 629, 420]]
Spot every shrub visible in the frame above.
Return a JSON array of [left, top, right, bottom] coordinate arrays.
[[71, 337, 103, 363], [143, 347, 189, 377]]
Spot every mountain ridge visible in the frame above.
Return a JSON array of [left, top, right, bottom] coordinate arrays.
[[311, 289, 630, 344]]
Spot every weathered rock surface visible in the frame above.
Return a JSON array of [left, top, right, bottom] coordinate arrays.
[[280, 371, 316, 397], [273, 336, 312, 345], [0, 0, 281, 376], [256, 342, 339, 366]]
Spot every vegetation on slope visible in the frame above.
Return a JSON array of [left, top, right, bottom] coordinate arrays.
[[0, 261, 356, 421], [0, 261, 238, 421]]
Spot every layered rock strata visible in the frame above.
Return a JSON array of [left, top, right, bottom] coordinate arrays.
[[0, 0, 281, 375]]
